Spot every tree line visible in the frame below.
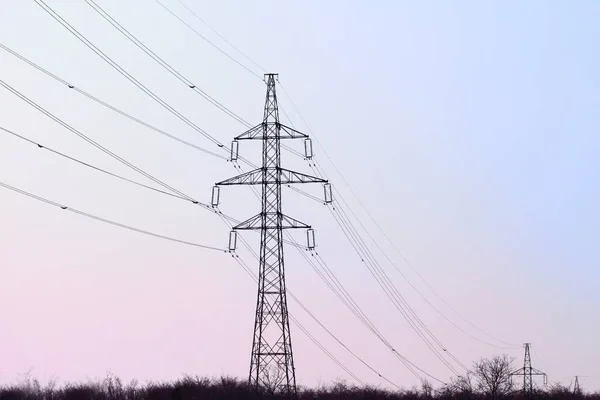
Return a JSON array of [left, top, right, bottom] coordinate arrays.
[[1, 355, 597, 400]]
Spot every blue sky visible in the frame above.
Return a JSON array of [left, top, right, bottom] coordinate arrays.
[[0, 0, 598, 392]]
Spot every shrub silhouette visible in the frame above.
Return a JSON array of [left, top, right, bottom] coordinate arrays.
[[1, 367, 598, 400]]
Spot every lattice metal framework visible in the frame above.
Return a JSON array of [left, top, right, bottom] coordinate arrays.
[[510, 343, 547, 397], [573, 376, 582, 395], [216, 73, 326, 395]]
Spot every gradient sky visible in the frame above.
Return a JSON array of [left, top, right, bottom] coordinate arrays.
[[0, 0, 598, 392]]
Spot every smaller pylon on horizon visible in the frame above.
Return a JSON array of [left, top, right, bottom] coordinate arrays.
[[510, 343, 547, 397], [573, 376, 582, 395]]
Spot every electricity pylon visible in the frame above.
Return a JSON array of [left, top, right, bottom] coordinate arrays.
[[573, 376, 581, 395], [216, 73, 326, 395], [510, 343, 547, 397]]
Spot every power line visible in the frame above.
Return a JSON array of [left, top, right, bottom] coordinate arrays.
[[173, 0, 268, 74], [222, 144, 442, 382], [277, 101, 460, 368], [0, 125, 227, 214], [30, 1, 303, 173], [240, 220, 444, 384], [330, 175, 518, 349], [223, 161, 444, 383], [286, 233, 423, 382], [3, 136, 384, 390], [33, 0, 226, 149], [134, 3, 308, 166], [319, 173, 515, 353], [0, 125, 322, 254], [215, 72, 459, 377], [152, 1, 320, 170], [0, 79, 201, 205], [332, 184, 517, 350], [330, 170, 518, 348], [5, 8, 383, 386], [213, 77, 434, 388], [338, 208, 467, 372], [2, 117, 383, 392], [329, 180, 514, 353], [0, 125, 187, 202], [333, 200, 466, 373], [0, 41, 317, 239], [3, 103, 372, 391], [0, 41, 227, 161], [328, 202, 462, 375], [277, 80, 517, 349], [0, 180, 225, 252], [272, 100, 463, 375], [286, 184, 323, 203], [285, 233, 447, 384], [289, 289, 399, 389], [82, 0, 285, 174], [310, 162, 463, 374], [261, 83, 465, 374], [35, 0, 266, 172], [154, 0, 263, 80], [234, 242, 406, 388], [29, 0, 488, 382], [229, 175, 442, 385], [84, 0, 253, 127], [321, 184, 460, 374]]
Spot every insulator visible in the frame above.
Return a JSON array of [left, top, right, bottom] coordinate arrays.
[[323, 183, 333, 204], [228, 230, 238, 251], [307, 229, 316, 250], [211, 185, 220, 207], [304, 138, 313, 159], [230, 140, 239, 161], [543, 375, 548, 385]]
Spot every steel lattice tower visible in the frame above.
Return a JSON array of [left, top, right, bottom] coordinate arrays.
[[216, 73, 326, 395], [510, 343, 547, 397], [574, 376, 581, 395]]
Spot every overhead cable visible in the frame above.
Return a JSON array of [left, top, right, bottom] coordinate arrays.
[[154, 0, 263, 80], [173, 0, 268, 74], [328, 201, 463, 375], [0, 126, 321, 252], [235, 228, 436, 385], [0, 180, 225, 252], [0, 42, 226, 161], [0, 79, 203, 206], [333, 184, 517, 350], [284, 231, 446, 384], [0, 125, 238, 219], [274, 85, 463, 374], [83, 0, 252, 127], [33, 0, 226, 149], [278, 80, 517, 349]]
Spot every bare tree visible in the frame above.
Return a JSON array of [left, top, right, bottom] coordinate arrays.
[[453, 371, 475, 394], [547, 382, 571, 396], [420, 379, 434, 398], [472, 354, 514, 400], [435, 372, 474, 400], [260, 363, 287, 395]]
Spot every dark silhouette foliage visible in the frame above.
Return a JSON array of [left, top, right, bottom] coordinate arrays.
[[1, 361, 598, 400]]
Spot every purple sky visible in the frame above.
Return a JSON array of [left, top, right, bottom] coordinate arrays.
[[0, 0, 599, 392]]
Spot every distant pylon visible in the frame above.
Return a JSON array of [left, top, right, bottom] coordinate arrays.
[[573, 376, 581, 395], [216, 73, 327, 395], [510, 343, 547, 397]]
